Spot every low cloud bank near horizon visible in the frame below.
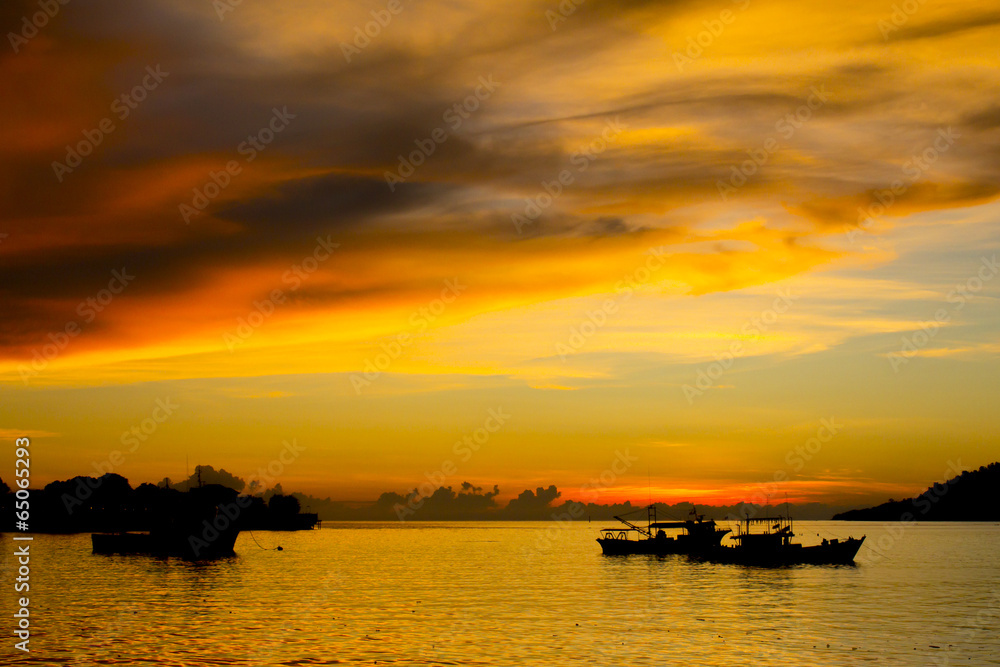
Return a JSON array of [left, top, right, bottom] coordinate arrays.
[[5, 465, 886, 521]]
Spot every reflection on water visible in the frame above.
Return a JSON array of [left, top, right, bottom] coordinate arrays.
[[2, 522, 998, 665]]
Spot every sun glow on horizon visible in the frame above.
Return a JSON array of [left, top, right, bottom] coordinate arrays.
[[1, 0, 998, 507]]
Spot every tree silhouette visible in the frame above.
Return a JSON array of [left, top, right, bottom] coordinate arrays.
[[268, 494, 301, 515]]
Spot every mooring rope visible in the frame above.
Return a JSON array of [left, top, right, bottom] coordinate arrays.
[[247, 531, 282, 551]]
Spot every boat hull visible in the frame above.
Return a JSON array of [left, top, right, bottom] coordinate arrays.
[[597, 529, 730, 556], [92, 527, 240, 559], [598, 537, 686, 556], [702, 536, 865, 566]]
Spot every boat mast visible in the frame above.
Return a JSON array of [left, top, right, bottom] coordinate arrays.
[[785, 493, 792, 536]]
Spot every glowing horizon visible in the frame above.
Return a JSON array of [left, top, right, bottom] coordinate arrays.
[[1, 0, 998, 509]]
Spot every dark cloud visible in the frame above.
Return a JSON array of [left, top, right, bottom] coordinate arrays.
[[963, 106, 1000, 133], [294, 483, 864, 521], [160, 464, 246, 492], [884, 9, 1000, 42], [378, 482, 501, 519], [501, 484, 561, 518], [217, 175, 452, 230], [0, 172, 452, 332], [3, 0, 1000, 366]]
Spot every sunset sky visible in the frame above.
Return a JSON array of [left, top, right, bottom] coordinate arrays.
[[1, 0, 997, 506]]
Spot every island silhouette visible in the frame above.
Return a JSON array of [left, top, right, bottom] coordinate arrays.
[[1, 466, 316, 534], [832, 462, 999, 522]]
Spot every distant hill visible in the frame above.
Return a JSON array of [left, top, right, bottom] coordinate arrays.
[[833, 462, 1000, 521]]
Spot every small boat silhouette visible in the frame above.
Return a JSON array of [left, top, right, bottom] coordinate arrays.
[[701, 512, 865, 566], [91, 484, 240, 559], [597, 505, 730, 555]]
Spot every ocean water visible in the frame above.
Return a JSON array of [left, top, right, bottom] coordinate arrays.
[[3, 521, 999, 665]]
